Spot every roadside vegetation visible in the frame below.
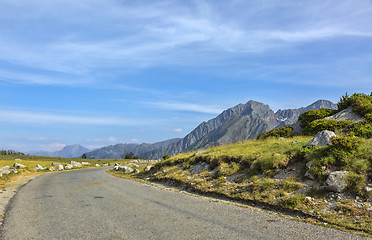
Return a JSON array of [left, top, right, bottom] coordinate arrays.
[[111, 93, 372, 237]]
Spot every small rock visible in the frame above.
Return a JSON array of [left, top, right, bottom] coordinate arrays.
[[36, 164, 45, 170], [64, 164, 72, 170], [305, 161, 312, 169], [278, 137, 285, 141], [81, 162, 90, 166], [304, 170, 316, 180], [365, 186, 372, 192], [95, 164, 101, 167], [13, 162, 26, 169], [292, 141, 301, 145], [325, 171, 349, 193], [145, 165, 154, 172], [194, 150, 206, 156], [102, 163, 109, 166], [71, 161, 83, 168], [304, 196, 312, 202]]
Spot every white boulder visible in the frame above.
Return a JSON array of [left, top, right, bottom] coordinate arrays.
[[71, 161, 83, 168], [325, 171, 349, 193], [306, 130, 336, 147], [64, 164, 73, 170], [13, 162, 26, 169]]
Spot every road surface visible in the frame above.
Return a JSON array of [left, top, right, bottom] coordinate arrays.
[[0, 168, 366, 239]]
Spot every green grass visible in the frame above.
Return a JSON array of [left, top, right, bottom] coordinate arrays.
[[111, 134, 371, 237]]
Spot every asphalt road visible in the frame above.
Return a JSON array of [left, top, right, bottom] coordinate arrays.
[[0, 168, 367, 240]]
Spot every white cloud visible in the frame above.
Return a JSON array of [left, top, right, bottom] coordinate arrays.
[[131, 139, 138, 142], [86, 145, 103, 150], [108, 136, 117, 142], [173, 128, 183, 133], [145, 101, 223, 114], [1, 0, 371, 86], [28, 137, 49, 141], [40, 143, 66, 152], [0, 109, 152, 126]]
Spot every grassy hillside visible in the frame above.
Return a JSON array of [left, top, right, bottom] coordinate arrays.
[[112, 93, 372, 236]]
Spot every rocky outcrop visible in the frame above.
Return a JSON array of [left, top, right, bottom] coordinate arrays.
[[325, 171, 349, 192], [324, 107, 364, 122], [306, 130, 336, 147]]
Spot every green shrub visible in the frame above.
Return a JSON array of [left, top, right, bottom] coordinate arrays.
[[338, 92, 372, 117], [346, 172, 368, 198], [329, 136, 362, 153], [278, 195, 305, 209], [280, 176, 303, 192], [298, 108, 336, 129], [302, 119, 353, 135], [251, 178, 276, 192], [352, 159, 370, 174], [257, 126, 294, 140], [347, 121, 372, 138]]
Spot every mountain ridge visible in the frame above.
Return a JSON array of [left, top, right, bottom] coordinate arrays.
[[29, 144, 91, 158], [85, 99, 337, 159]]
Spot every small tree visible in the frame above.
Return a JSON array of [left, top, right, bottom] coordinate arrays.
[[124, 152, 138, 159], [82, 154, 87, 159], [163, 154, 170, 160]]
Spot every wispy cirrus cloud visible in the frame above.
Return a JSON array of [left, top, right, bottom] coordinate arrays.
[[0, 109, 152, 126], [1, 0, 372, 86], [144, 101, 223, 114]]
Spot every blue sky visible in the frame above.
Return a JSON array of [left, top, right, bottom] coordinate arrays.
[[1, 0, 372, 152]]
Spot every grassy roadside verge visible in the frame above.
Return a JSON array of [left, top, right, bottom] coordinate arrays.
[[108, 137, 372, 238]]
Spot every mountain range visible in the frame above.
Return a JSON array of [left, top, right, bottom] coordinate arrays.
[[29, 144, 90, 158], [85, 99, 337, 159]]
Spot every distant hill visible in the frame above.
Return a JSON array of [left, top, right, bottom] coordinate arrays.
[[85, 138, 181, 159], [29, 144, 91, 158], [86, 99, 337, 160]]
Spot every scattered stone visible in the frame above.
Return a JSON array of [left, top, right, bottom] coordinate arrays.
[[292, 141, 301, 145], [305, 161, 312, 169], [36, 164, 45, 170], [134, 169, 140, 174], [194, 150, 206, 156], [325, 171, 349, 193], [278, 137, 285, 141], [102, 163, 109, 166], [304, 171, 316, 180], [145, 165, 154, 172], [13, 163, 26, 169], [14, 158, 22, 161], [306, 130, 336, 147], [365, 186, 372, 193], [49, 166, 56, 171], [95, 164, 101, 167], [52, 162, 64, 171], [64, 164, 73, 170], [0, 166, 11, 176], [81, 162, 90, 166], [71, 161, 83, 168]]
